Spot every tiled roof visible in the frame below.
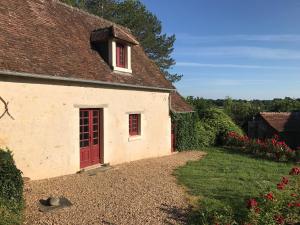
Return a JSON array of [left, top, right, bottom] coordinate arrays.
[[260, 112, 300, 132], [170, 91, 194, 113], [91, 26, 139, 45], [0, 0, 173, 90]]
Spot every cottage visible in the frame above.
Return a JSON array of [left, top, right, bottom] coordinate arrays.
[[0, 0, 193, 179], [248, 112, 300, 149]]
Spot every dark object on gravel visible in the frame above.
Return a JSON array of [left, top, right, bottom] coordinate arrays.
[[39, 197, 72, 212]]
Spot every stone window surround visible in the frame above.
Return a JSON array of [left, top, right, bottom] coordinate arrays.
[[108, 39, 132, 74]]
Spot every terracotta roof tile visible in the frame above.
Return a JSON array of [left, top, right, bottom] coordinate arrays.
[[91, 26, 139, 45], [170, 91, 194, 113], [0, 0, 173, 90], [260, 112, 300, 132]]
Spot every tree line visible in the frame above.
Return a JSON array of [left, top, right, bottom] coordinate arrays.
[[187, 97, 300, 132]]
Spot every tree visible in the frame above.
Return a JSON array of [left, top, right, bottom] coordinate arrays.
[[60, 0, 182, 83]]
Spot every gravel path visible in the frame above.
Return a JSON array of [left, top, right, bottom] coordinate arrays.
[[24, 151, 204, 225]]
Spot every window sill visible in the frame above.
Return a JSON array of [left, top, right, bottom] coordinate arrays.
[[113, 66, 132, 74], [128, 135, 142, 142]]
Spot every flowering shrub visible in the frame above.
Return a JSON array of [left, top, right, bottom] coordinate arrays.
[[225, 132, 297, 162], [245, 167, 300, 225], [226, 131, 249, 147]]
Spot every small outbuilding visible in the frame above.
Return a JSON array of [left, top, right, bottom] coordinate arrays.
[[248, 112, 300, 149]]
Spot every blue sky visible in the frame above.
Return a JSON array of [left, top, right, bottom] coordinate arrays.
[[140, 0, 300, 99]]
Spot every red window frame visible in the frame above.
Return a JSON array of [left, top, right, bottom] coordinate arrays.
[[116, 43, 126, 68], [129, 114, 140, 136]]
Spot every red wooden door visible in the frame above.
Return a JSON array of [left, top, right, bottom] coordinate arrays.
[[171, 123, 176, 152], [80, 109, 101, 168]]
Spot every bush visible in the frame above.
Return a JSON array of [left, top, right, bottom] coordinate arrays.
[[201, 108, 243, 145], [172, 108, 243, 151], [194, 121, 216, 147], [225, 132, 297, 162], [0, 148, 24, 225], [173, 113, 201, 151], [246, 167, 300, 225]]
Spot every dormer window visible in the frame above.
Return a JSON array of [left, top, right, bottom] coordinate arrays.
[[91, 26, 139, 75], [116, 43, 126, 68], [107, 40, 132, 73]]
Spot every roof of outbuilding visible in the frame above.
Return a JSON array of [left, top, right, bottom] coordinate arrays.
[[170, 91, 194, 113], [260, 112, 300, 132], [0, 0, 173, 90]]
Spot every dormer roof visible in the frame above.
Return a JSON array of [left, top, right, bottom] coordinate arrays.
[[91, 26, 139, 45]]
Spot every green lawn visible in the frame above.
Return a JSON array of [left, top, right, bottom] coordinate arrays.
[[175, 147, 293, 224]]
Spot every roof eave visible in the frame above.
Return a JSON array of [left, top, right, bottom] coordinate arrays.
[[0, 70, 175, 92], [171, 110, 195, 114]]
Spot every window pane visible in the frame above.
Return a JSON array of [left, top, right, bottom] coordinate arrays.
[[93, 118, 98, 124], [116, 43, 126, 68], [93, 125, 98, 131], [83, 133, 89, 140], [80, 140, 89, 148], [84, 126, 89, 132]]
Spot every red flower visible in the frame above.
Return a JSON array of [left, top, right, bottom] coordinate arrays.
[[277, 183, 285, 190], [281, 176, 289, 185], [291, 193, 298, 197], [274, 215, 285, 224], [288, 202, 294, 207], [289, 167, 300, 175], [295, 202, 300, 207], [247, 199, 258, 209], [265, 192, 274, 201]]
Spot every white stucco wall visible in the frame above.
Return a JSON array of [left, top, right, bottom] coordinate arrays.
[[0, 78, 171, 180]]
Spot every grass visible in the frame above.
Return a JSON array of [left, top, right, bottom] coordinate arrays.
[[175, 147, 293, 224]]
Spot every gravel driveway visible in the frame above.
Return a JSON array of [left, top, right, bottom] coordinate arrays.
[[24, 151, 204, 225]]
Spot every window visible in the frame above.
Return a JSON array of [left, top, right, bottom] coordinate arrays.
[[129, 114, 140, 136], [116, 43, 126, 68]]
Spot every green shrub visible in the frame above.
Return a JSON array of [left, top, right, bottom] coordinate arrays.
[[172, 108, 243, 151], [194, 121, 216, 147], [173, 113, 200, 151], [0, 148, 24, 225], [201, 108, 243, 145], [0, 200, 22, 225]]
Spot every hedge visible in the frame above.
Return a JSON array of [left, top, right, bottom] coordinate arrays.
[[172, 108, 243, 151], [0, 149, 24, 225]]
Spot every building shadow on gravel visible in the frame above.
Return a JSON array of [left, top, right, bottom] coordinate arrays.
[[159, 203, 190, 225]]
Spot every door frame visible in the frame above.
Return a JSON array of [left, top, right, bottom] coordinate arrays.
[[79, 108, 104, 168]]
